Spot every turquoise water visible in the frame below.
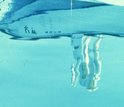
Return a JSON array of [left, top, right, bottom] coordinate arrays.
[[0, 31, 124, 107], [0, 0, 124, 106]]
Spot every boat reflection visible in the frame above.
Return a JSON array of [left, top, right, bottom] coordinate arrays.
[[71, 35, 103, 91]]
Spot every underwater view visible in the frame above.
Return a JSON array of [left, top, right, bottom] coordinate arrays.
[[0, 0, 124, 107]]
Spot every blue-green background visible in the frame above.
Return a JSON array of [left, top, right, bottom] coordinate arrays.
[[0, 31, 124, 107]]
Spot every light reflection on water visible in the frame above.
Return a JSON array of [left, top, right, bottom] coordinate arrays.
[[71, 35, 103, 91], [0, 32, 124, 107], [0, 0, 124, 106]]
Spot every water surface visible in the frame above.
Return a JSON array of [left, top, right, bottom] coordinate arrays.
[[0, 32, 124, 107]]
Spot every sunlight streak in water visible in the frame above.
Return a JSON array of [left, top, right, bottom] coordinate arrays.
[[71, 35, 103, 91], [71, 63, 78, 87]]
